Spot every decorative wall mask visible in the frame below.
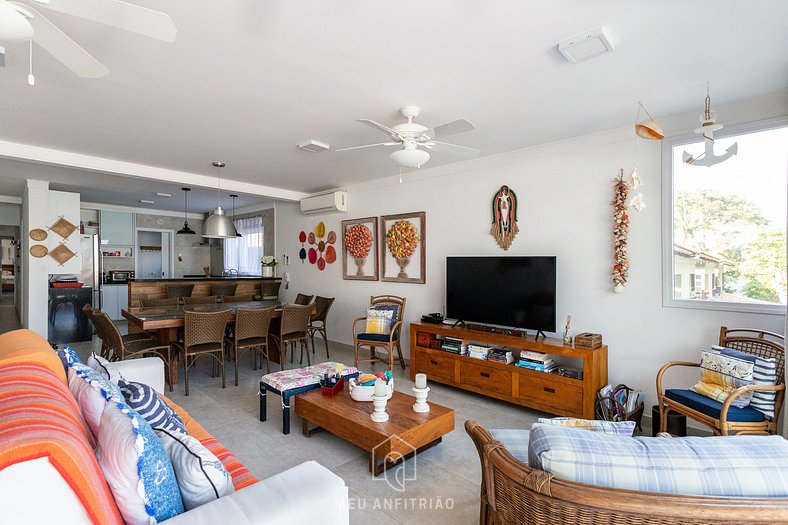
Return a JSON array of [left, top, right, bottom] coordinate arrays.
[[490, 185, 518, 250]]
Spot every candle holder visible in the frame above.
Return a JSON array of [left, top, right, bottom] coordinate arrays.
[[412, 386, 430, 413], [370, 393, 390, 423]]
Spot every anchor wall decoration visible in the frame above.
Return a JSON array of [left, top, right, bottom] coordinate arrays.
[[683, 83, 738, 167]]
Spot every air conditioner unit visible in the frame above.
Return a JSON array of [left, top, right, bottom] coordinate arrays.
[[300, 191, 348, 215]]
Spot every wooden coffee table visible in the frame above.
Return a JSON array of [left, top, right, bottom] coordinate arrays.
[[295, 388, 455, 475]]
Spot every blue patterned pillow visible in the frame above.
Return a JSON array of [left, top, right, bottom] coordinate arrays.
[[120, 380, 186, 434], [714, 346, 778, 418], [56, 345, 84, 373]]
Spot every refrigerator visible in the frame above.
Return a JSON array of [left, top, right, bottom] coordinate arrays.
[[80, 234, 102, 310]]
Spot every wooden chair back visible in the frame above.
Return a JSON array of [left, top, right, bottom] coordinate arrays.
[[235, 307, 275, 342], [183, 295, 218, 305], [294, 293, 314, 305], [221, 294, 254, 304], [183, 310, 230, 348], [280, 304, 312, 338], [370, 295, 406, 324], [719, 326, 785, 384]]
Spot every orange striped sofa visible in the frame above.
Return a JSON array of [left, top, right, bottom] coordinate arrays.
[[0, 329, 349, 525]]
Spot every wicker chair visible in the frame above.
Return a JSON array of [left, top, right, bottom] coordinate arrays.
[[294, 293, 313, 306], [85, 306, 154, 360], [211, 283, 237, 296], [261, 281, 281, 300], [91, 310, 174, 390], [657, 326, 785, 435], [221, 294, 253, 304], [183, 295, 218, 305], [174, 309, 230, 396], [231, 307, 275, 384], [465, 420, 788, 525], [271, 304, 312, 369], [166, 283, 194, 299], [353, 295, 406, 370], [308, 296, 335, 358], [140, 297, 179, 308]]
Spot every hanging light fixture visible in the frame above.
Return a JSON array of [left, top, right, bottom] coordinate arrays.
[[229, 194, 242, 237], [202, 161, 239, 239], [176, 187, 196, 235]]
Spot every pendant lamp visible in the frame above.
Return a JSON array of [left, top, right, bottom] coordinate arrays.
[[176, 187, 196, 235], [229, 194, 242, 237], [202, 161, 239, 239]]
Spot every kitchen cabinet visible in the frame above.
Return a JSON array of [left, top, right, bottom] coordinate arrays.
[[102, 284, 128, 321], [100, 211, 134, 246]]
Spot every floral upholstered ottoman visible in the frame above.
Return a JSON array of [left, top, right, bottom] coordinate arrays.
[[260, 362, 359, 434]]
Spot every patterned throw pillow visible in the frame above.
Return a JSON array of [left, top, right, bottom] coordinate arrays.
[[714, 346, 778, 418], [365, 308, 394, 335], [156, 428, 234, 511], [88, 353, 125, 385], [691, 350, 754, 408], [120, 381, 187, 434], [57, 345, 84, 370], [536, 417, 636, 436]]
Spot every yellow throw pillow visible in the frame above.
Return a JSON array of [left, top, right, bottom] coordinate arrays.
[[691, 350, 754, 408], [364, 308, 393, 335]]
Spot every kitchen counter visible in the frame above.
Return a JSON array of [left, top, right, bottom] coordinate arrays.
[[130, 276, 280, 282], [128, 277, 281, 307]]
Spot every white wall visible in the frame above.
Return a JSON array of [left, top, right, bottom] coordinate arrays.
[[0, 203, 21, 226], [276, 93, 788, 409]]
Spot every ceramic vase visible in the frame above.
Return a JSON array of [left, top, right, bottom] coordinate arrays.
[[396, 256, 410, 279], [354, 256, 366, 277]]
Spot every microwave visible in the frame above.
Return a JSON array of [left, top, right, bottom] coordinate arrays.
[[108, 270, 134, 283]]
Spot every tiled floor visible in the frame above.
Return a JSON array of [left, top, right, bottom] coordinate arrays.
[[0, 295, 21, 333], [65, 332, 663, 524]]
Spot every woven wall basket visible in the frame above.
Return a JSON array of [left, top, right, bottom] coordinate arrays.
[[29, 245, 48, 258], [29, 229, 48, 241], [49, 243, 77, 266], [49, 217, 78, 239]]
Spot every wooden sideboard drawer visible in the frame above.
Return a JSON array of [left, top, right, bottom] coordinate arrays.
[[460, 361, 512, 397], [520, 373, 583, 413], [416, 352, 456, 382]]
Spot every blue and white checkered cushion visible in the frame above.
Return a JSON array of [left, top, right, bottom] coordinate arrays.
[[490, 429, 530, 463], [528, 423, 788, 497]]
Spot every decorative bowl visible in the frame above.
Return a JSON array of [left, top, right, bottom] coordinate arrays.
[[348, 378, 394, 402]]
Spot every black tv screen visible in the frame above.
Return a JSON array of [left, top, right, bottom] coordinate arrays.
[[446, 256, 556, 333]]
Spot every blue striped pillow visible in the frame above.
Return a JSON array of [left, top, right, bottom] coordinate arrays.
[[714, 346, 778, 419], [120, 381, 187, 434]]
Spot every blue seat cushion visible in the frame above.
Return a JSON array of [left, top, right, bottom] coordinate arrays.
[[665, 389, 765, 423], [357, 333, 392, 343]]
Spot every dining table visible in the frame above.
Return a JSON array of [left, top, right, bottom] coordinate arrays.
[[122, 300, 314, 384]]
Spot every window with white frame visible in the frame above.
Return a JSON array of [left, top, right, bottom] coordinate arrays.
[[663, 122, 788, 313], [223, 216, 263, 275]]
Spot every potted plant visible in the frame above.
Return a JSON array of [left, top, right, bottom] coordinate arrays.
[[261, 255, 278, 278]]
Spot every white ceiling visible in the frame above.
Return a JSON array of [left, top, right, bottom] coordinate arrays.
[[0, 0, 786, 198]]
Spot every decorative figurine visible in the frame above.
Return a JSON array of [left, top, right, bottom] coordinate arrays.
[[490, 185, 519, 250]]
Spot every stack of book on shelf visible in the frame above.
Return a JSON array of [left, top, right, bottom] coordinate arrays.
[[488, 348, 514, 364], [516, 350, 556, 373], [467, 343, 490, 360], [440, 337, 467, 355]]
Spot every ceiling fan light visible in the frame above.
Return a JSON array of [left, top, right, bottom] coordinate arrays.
[[635, 119, 664, 140], [202, 207, 238, 238], [390, 148, 430, 168]]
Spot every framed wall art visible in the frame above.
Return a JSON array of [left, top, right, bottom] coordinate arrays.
[[341, 217, 378, 281], [381, 211, 426, 284]]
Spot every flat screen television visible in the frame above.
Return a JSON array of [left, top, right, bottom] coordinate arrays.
[[446, 256, 556, 333]]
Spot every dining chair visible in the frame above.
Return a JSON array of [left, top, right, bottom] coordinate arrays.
[[87, 307, 155, 360], [271, 304, 312, 369], [183, 295, 218, 305], [308, 296, 335, 358], [166, 283, 195, 299], [211, 283, 238, 297], [221, 294, 254, 303], [261, 281, 282, 300], [140, 297, 179, 308], [353, 295, 407, 370], [657, 326, 785, 435], [231, 307, 276, 384], [294, 293, 314, 306], [174, 309, 230, 396], [91, 310, 175, 390]]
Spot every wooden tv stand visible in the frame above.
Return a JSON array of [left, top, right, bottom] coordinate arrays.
[[409, 323, 608, 419]]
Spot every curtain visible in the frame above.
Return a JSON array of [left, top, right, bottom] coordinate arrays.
[[223, 216, 264, 275]]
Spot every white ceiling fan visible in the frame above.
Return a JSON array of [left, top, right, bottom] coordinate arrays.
[[0, 0, 176, 79], [336, 106, 480, 168]]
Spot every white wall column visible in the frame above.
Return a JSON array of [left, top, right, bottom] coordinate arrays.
[[22, 179, 49, 336]]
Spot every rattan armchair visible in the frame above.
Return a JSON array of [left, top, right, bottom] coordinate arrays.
[[91, 310, 174, 390], [309, 296, 335, 358], [657, 326, 785, 436], [174, 309, 230, 396], [231, 307, 275, 384], [465, 420, 788, 525], [353, 295, 406, 370], [85, 305, 154, 360], [271, 304, 312, 369], [183, 295, 218, 305]]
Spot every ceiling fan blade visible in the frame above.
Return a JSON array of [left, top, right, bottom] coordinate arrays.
[[357, 119, 402, 139], [0, 0, 33, 42], [423, 119, 476, 139], [24, 4, 109, 77], [335, 142, 398, 152], [35, 0, 176, 42], [422, 140, 480, 159]]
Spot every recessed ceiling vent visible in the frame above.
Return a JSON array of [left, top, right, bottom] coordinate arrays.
[[558, 26, 614, 63]]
